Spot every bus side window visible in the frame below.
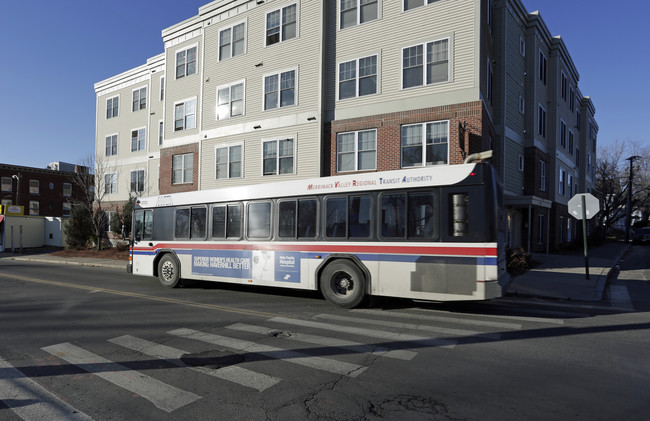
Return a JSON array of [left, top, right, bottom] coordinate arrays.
[[143, 210, 153, 240], [191, 206, 207, 239], [134, 210, 144, 241], [248, 202, 271, 239], [349, 196, 371, 238], [227, 204, 242, 238], [326, 197, 347, 238], [212, 205, 226, 238], [407, 192, 436, 239], [175, 208, 190, 239], [450, 193, 469, 237], [380, 193, 406, 238], [278, 200, 296, 238], [297, 199, 317, 238]]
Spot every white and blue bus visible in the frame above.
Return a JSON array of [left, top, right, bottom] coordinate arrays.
[[129, 162, 508, 308]]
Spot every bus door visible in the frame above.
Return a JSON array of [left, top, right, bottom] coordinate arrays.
[[131, 209, 154, 276]]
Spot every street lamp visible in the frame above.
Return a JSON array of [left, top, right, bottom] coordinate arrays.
[[11, 174, 20, 208], [625, 155, 641, 243]]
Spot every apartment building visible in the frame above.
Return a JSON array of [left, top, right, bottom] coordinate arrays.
[[94, 0, 597, 252]]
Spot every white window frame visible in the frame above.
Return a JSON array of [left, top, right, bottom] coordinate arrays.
[[217, 80, 245, 120], [106, 95, 119, 119], [130, 169, 145, 194], [336, 129, 377, 172], [175, 44, 198, 79], [131, 127, 146, 152], [1, 177, 11, 192], [160, 77, 165, 101], [104, 173, 118, 195], [105, 134, 118, 156], [63, 183, 72, 197], [400, 120, 449, 168], [559, 168, 565, 196], [132, 86, 147, 112], [262, 137, 296, 176], [539, 49, 547, 85], [265, 3, 299, 47], [403, 0, 443, 11], [567, 174, 573, 197], [158, 120, 164, 145], [401, 37, 450, 89], [29, 179, 39, 195], [29, 200, 39, 216], [62, 202, 71, 217], [538, 103, 547, 138], [263, 68, 297, 110], [174, 97, 197, 131], [172, 153, 194, 185], [340, 0, 379, 30], [539, 160, 547, 191], [338, 54, 379, 100], [219, 21, 247, 61], [215, 143, 244, 180]]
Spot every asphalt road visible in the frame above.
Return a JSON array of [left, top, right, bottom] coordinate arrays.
[[1, 256, 649, 420]]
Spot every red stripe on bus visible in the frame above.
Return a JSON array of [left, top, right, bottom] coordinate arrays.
[[133, 243, 497, 257]]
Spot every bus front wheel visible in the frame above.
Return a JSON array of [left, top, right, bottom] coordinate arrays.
[[320, 260, 366, 308], [158, 254, 181, 288]]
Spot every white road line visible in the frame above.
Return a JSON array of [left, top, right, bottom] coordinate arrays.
[[227, 323, 416, 361], [41, 343, 200, 413], [168, 328, 367, 378], [410, 307, 567, 325], [354, 309, 523, 330], [608, 285, 634, 310], [108, 335, 280, 392], [268, 316, 457, 349], [0, 356, 93, 421]]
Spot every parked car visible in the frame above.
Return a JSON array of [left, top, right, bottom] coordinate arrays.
[[633, 227, 650, 244]]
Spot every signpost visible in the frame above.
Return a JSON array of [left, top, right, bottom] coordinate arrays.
[[568, 193, 600, 280]]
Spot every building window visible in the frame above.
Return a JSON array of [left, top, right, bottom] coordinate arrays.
[[132, 87, 147, 111], [402, 38, 449, 89], [576, 148, 580, 168], [159, 121, 164, 145], [539, 160, 547, 191], [561, 72, 567, 101], [539, 50, 547, 85], [537, 214, 544, 244], [486, 57, 493, 104], [106, 134, 118, 156], [216, 144, 243, 179], [538, 104, 546, 138], [266, 4, 297, 46], [263, 138, 294, 176], [337, 130, 377, 172], [130, 170, 145, 193], [339, 55, 377, 100], [174, 98, 196, 131], [176, 46, 197, 79], [160, 77, 165, 101], [340, 0, 378, 29], [264, 70, 295, 110], [217, 81, 244, 120], [63, 202, 71, 217], [106, 96, 119, 119], [559, 168, 565, 196], [569, 86, 575, 111], [63, 183, 72, 197], [29, 180, 39, 194], [568, 130, 574, 156], [219, 22, 246, 60], [104, 173, 117, 194], [518, 154, 524, 172], [401, 121, 449, 167], [404, 0, 442, 11], [29, 201, 39, 216], [131, 128, 146, 152], [520, 37, 526, 56], [576, 110, 581, 131], [560, 120, 567, 148], [567, 174, 573, 197], [173, 153, 193, 184], [1, 177, 11, 192], [519, 96, 525, 114]]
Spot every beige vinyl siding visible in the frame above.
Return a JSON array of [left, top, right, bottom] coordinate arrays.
[[328, 0, 480, 120], [503, 5, 526, 135], [164, 37, 203, 141], [200, 123, 321, 191]]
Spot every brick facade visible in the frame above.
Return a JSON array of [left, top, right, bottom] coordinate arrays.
[[326, 101, 487, 176], [159, 143, 200, 194]]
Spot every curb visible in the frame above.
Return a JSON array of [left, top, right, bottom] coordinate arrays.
[[4, 256, 125, 270]]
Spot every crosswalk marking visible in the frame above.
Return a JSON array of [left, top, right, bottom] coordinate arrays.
[[269, 316, 457, 349], [42, 343, 200, 413], [0, 355, 93, 421], [355, 309, 523, 330], [226, 323, 416, 361], [108, 335, 281, 392], [315, 313, 502, 340], [410, 306, 567, 325], [168, 328, 367, 378]]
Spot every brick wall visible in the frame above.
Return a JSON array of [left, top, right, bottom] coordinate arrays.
[[326, 101, 485, 176], [159, 143, 199, 194]]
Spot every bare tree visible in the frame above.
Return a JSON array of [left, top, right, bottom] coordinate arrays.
[[595, 140, 650, 237], [69, 153, 116, 250]]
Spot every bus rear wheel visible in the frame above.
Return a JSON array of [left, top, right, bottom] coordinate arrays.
[[158, 254, 181, 288], [320, 260, 366, 308]]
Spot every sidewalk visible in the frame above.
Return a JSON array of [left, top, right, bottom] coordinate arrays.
[[505, 241, 630, 301], [0, 250, 126, 270]]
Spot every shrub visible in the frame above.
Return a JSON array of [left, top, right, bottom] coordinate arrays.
[[506, 248, 532, 276]]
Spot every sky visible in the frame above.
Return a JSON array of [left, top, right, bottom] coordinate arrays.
[[0, 0, 648, 169]]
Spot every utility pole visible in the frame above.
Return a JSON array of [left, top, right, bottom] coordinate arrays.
[[625, 156, 640, 243]]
